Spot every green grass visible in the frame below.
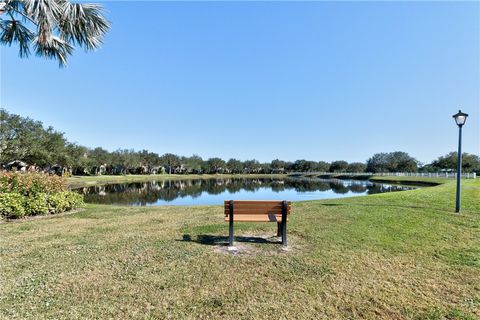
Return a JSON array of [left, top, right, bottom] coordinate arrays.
[[1, 178, 479, 319], [369, 175, 450, 185], [67, 173, 287, 188]]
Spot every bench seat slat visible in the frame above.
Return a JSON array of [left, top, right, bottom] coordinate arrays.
[[224, 200, 290, 205], [224, 205, 291, 210], [224, 214, 288, 222], [224, 201, 291, 213], [224, 208, 288, 215], [224, 201, 291, 205]]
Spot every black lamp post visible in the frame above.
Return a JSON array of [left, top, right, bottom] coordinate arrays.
[[452, 110, 468, 213]]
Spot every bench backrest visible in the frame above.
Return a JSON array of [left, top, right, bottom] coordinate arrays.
[[224, 200, 291, 222]]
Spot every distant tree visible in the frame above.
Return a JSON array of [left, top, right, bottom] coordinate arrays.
[[317, 161, 330, 172], [347, 162, 367, 173], [291, 160, 308, 172], [329, 161, 348, 173], [387, 151, 418, 172], [366, 153, 390, 173], [461, 154, 480, 173], [25, 126, 67, 167], [205, 157, 226, 174], [284, 161, 294, 173], [111, 149, 128, 168], [63, 143, 87, 167], [184, 155, 204, 173], [243, 159, 261, 173], [111, 149, 140, 173], [226, 158, 243, 174], [160, 153, 180, 174], [259, 162, 271, 173], [430, 152, 457, 172], [366, 152, 418, 173], [0, 109, 34, 163], [138, 149, 160, 168], [304, 161, 320, 172], [89, 147, 110, 165], [0, 109, 68, 166], [270, 159, 286, 172], [431, 152, 480, 173], [0, 0, 109, 67], [418, 163, 434, 173]]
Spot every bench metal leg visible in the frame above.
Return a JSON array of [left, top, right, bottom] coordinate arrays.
[[228, 217, 234, 246], [282, 201, 287, 246], [228, 200, 234, 247], [277, 222, 282, 237]]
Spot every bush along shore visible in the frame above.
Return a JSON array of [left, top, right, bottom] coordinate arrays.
[[0, 172, 84, 219]]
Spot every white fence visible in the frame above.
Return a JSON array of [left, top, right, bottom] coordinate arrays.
[[290, 172, 477, 179], [372, 172, 476, 179]]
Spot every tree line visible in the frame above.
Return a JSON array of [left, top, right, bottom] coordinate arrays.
[[1, 109, 479, 175]]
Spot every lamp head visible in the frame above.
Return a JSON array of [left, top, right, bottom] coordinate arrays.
[[453, 110, 468, 127]]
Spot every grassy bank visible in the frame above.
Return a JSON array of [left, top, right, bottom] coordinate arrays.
[[67, 173, 287, 188], [369, 176, 449, 186], [291, 173, 450, 186], [1, 178, 479, 319]]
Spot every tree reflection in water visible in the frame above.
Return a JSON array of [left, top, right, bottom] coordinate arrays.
[[75, 177, 417, 206]]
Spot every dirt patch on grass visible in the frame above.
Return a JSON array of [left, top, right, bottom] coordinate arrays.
[[212, 233, 297, 256]]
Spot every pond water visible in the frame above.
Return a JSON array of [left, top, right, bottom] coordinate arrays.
[[75, 177, 418, 206]]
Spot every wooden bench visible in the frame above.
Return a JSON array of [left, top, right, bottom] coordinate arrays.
[[224, 200, 292, 247]]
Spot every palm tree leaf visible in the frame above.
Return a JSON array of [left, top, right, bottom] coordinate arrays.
[[5, 1, 25, 13], [33, 34, 74, 67], [21, 0, 61, 24], [0, 19, 34, 57], [2, 0, 109, 66], [56, 1, 109, 50]]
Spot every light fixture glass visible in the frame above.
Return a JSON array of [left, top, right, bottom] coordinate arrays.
[[453, 110, 468, 127]]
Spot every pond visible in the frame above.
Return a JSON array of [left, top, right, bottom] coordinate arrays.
[[74, 177, 418, 206]]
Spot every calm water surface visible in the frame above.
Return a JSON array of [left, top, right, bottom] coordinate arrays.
[[75, 177, 418, 206]]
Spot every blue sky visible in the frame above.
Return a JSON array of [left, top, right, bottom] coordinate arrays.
[[1, 1, 479, 164]]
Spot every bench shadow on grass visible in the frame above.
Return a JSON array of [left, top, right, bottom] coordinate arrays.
[[180, 234, 280, 246]]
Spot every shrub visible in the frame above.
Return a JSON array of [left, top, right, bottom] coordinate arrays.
[[0, 193, 26, 218], [63, 192, 85, 210], [0, 172, 84, 219], [47, 192, 68, 214], [24, 193, 50, 216], [48, 191, 84, 214], [0, 172, 65, 196]]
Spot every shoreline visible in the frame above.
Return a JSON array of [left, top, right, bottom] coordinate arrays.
[[67, 173, 449, 189], [67, 173, 288, 188]]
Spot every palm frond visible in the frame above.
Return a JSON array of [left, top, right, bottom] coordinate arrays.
[[1, 0, 109, 66], [33, 34, 74, 67], [56, 2, 109, 50], [0, 19, 34, 57], [21, 0, 61, 24], [4, 1, 26, 15]]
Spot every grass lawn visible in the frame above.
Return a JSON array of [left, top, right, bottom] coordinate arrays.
[[1, 177, 479, 319]]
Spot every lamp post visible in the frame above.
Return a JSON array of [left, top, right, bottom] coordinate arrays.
[[452, 110, 468, 213]]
